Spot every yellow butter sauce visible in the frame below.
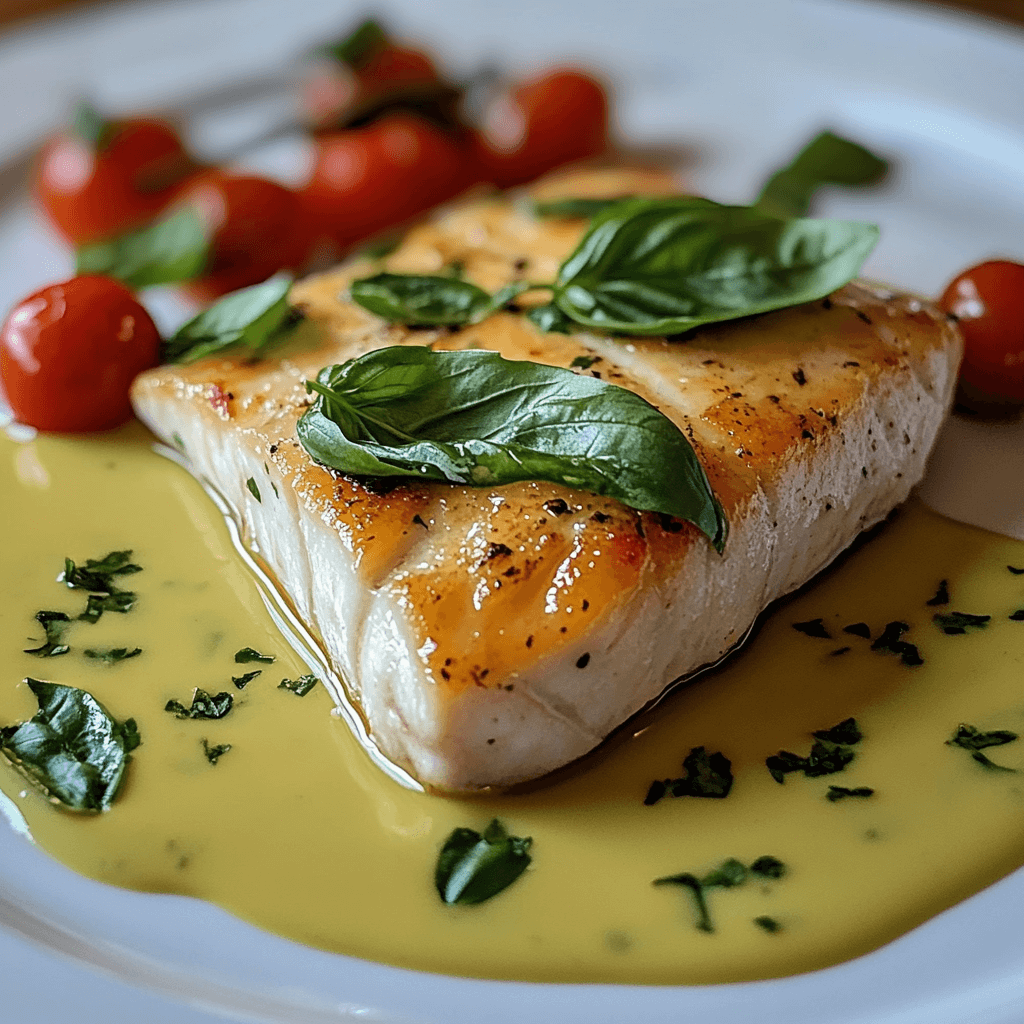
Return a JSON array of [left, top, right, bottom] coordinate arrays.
[[2, 425, 1024, 985]]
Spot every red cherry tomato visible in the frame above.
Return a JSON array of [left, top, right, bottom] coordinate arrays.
[[474, 69, 609, 188], [301, 114, 473, 248], [35, 117, 192, 245], [939, 260, 1024, 404], [1, 276, 160, 432], [177, 172, 308, 302]]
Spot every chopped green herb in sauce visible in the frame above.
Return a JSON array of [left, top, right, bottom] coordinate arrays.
[[754, 915, 782, 933], [201, 739, 232, 765], [278, 674, 318, 696], [83, 647, 142, 664], [232, 670, 261, 689], [946, 723, 1018, 771], [926, 579, 950, 606], [932, 611, 991, 635], [870, 621, 923, 666], [165, 689, 234, 720], [655, 856, 787, 933], [792, 618, 832, 638], [24, 611, 71, 657], [645, 746, 733, 805], [0, 679, 140, 812], [826, 785, 875, 802], [246, 477, 261, 502], [435, 819, 532, 905], [234, 647, 274, 664]]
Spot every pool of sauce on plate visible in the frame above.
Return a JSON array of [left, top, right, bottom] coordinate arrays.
[[2, 425, 1024, 985]]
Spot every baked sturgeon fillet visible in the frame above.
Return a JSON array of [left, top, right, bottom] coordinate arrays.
[[131, 166, 963, 792]]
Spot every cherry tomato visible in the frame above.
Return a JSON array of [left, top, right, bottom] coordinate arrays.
[[301, 114, 472, 248], [474, 69, 609, 188], [0, 276, 160, 432], [35, 116, 193, 245], [939, 260, 1024, 404], [177, 172, 308, 301]]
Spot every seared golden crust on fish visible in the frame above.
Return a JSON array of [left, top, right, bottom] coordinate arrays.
[[131, 167, 962, 791]]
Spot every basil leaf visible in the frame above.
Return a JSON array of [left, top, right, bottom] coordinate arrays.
[[278, 674, 318, 696], [72, 100, 115, 151], [161, 275, 298, 364], [0, 679, 139, 812], [24, 611, 71, 657], [165, 689, 233, 720], [553, 197, 878, 336], [533, 197, 636, 219], [350, 274, 498, 327], [325, 17, 388, 67], [525, 302, 573, 334], [435, 819, 532, 905], [76, 207, 209, 288], [756, 130, 888, 219], [234, 647, 274, 664], [297, 347, 727, 550]]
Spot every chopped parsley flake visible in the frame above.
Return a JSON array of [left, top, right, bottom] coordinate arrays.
[[165, 689, 234, 720], [843, 622, 872, 639], [947, 723, 1018, 771], [246, 476, 261, 502], [767, 719, 861, 783], [84, 647, 142, 664], [870, 621, 923, 666], [754, 915, 782, 933], [201, 739, 232, 765], [644, 746, 733, 804], [792, 618, 831, 638], [278, 674, 318, 696], [24, 611, 71, 657], [655, 856, 787, 933], [826, 785, 874, 802], [234, 647, 274, 664], [925, 579, 950, 606], [232, 670, 261, 689], [932, 611, 991, 635]]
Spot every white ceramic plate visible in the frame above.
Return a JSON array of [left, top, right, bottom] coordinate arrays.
[[2, 1, 1024, 1021]]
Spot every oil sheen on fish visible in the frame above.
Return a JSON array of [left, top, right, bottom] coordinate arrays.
[[130, 166, 963, 792]]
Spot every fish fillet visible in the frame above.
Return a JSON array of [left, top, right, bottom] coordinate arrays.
[[130, 166, 963, 792]]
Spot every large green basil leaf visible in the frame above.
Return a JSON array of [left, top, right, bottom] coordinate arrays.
[[297, 346, 726, 550], [756, 130, 888, 219], [533, 196, 636, 219], [76, 207, 209, 288], [161, 274, 298, 364], [435, 819, 532, 905], [552, 197, 878, 336], [350, 274, 527, 327], [351, 273, 491, 326], [0, 679, 140, 813]]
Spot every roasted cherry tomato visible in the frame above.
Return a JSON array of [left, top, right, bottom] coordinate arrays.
[[301, 114, 471, 248], [939, 260, 1024, 404], [34, 110, 193, 245], [177, 172, 308, 301], [473, 69, 609, 188], [0, 276, 160, 432]]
